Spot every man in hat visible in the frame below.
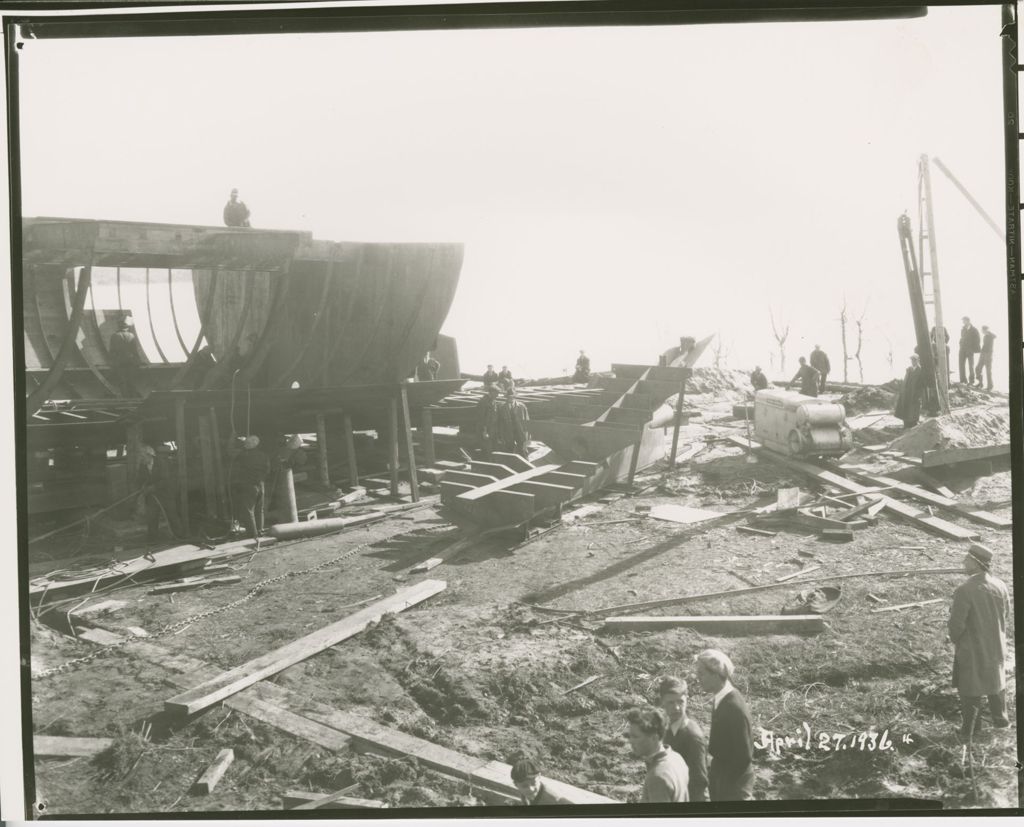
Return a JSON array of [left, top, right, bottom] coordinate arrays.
[[476, 385, 501, 454], [223, 188, 251, 227], [975, 326, 996, 391], [958, 316, 981, 385], [497, 365, 514, 392], [482, 364, 499, 388], [894, 353, 924, 429], [948, 543, 1011, 737], [625, 706, 690, 802], [109, 316, 142, 397], [809, 345, 830, 393], [229, 435, 270, 549], [695, 649, 754, 801], [497, 385, 530, 457], [138, 444, 184, 541], [749, 366, 768, 392], [508, 755, 569, 805], [574, 350, 591, 383], [787, 356, 820, 398], [655, 676, 709, 802]]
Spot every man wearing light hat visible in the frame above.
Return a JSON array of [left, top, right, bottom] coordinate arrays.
[[109, 316, 141, 397], [229, 434, 270, 548], [948, 543, 1011, 737]]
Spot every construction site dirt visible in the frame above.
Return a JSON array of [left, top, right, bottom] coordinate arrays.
[[28, 380, 1016, 815]]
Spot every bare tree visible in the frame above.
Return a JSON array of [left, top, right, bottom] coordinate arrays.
[[712, 331, 732, 368], [882, 333, 894, 373], [769, 309, 790, 374], [838, 299, 849, 383], [853, 303, 868, 383]]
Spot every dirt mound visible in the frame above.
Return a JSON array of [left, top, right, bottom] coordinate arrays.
[[947, 383, 1001, 409], [889, 408, 1010, 457], [962, 472, 1012, 506], [838, 386, 896, 416], [687, 367, 752, 396]]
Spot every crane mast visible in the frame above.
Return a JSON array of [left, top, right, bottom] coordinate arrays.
[[916, 155, 951, 414]]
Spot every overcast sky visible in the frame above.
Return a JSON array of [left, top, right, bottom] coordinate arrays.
[[15, 4, 1011, 385]]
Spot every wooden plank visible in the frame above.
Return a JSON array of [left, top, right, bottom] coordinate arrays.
[[507, 480, 576, 508], [68, 599, 128, 619], [922, 443, 1010, 467], [281, 787, 359, 809], [193, 748, 234, 794], [148, 575, 242, 595], [649, 504, 724, 524], [34, 735, 114, 757], [557, 460, 602, 476], [534, 471, 587, 487], [870, 598, 944, 614], [775, 566, 822, 582], [174, 396, 190, 535], [387, 397, 400, 497], [292, 792, 387, 811], [855, 472, 1011, 529], [420, 407, 436, 467], [165, 580, 447, 716], [456, 465, 561, 502], [602, 614, 825, 634], [777, 487, 802, 510], [208, 407, 228, 519], [469, 461, 516, 479], [197, 414, 218, 519], [315, 414, 330, 488], [442, 470, 498, 488], [487, 451, 534, 472], [737, 525, 777, 537]]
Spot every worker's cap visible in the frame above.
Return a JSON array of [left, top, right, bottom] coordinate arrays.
[[510, 757, 540, 782], [122, 316, 135, 328], [285, 434, 303, 451], [243, 435, 261, 449], [695, 648, 735, 680], [962, 316, 970, 322], [140, 445, 156, 457], [231, 188, 239, 195], [967, 543, 993, 570], [155, 444, 172, 454]]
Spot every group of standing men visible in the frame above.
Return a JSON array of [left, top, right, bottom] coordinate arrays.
[[477, 366, 530, 456], [746, 345, 831, 397]]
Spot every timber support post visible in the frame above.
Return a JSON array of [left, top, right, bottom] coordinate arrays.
[[388, 397, 400, 497], [316, 414, 330, 488], [399, 381, 420, 502], [174, 396, 190, 535], [342, 413, 358, 488]]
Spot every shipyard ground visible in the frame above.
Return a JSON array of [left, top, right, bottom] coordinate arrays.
[[28, 386, 1017, 814]]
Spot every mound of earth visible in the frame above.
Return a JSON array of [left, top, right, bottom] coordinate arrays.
[[838, 386, 896, 416], [947, 383, 1001, 409], [687, 367, 751, 396], [888, 407, 1010, 457]]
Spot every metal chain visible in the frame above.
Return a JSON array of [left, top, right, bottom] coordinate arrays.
[[32, 538, 372, 680]]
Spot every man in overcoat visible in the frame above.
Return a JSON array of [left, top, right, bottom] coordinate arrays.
[[695, 649, 754, 801], [949, 543, 1011, 737]]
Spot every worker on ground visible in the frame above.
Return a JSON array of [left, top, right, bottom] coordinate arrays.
[[426, 351, 440, 380], [948, 543, 1011, 739], [625, 706, 689, 802], [268, 434, 306, 522], [975, 326, 995, 391], [498, 365, 514, 391], [508, 755, 569, 805], [786, 357, 820, 397], [655, 676, 709, 802], [138, 444, 184, 542], [894, 353, 924, 429], [497, 386, 530, 457], [809, 345, 830, 392], [930, 325, 951, 375], [109, 316, 142, 397], [958, 316, 981, 385], [476, 385, 501, 454], [749, 366, 768, 392], [229, 435, 270, 550], [574, 350, 591, 383], [223, 188, 251, 228], [695, 649, 754, 801], [483, 364, 499, 388], [416, 352, 440, 382]]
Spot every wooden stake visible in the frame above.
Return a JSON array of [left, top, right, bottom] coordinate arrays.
[[192, 748, 234, 794], [668, 379, 687, 468], [197, 415, 217, 520], [420, 407, 436, 466], [174, 396, 190, 536], [316, 414, 330, 488], [342, 413, 359, 487], [399, 382, 419, 503], [387, 397, 400, 497], [208, 406, 227, 518], [282, 467, 298, 524]]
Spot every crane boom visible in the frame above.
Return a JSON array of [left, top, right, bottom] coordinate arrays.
[[931, 157, 1006, 242]]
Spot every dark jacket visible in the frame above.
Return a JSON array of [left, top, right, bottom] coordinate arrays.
[[750, 370, 768, 391], [981, 331, 996, 357], [109, 329, 141, 367], [664, 717, 709, 802], [950, 572, 1010, 696], [959, 324, 981, 354], [809, 349, 830, 375], [224, 199, 251, 228], [708, 689, 754, 789], [482, 369, 499, 386], [230, 447, 270, 487], [789, 364, 820, 396]]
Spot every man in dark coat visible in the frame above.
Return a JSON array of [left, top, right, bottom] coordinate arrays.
[[497, 386, 530, 456], [476, 385, 501, 454], [787, 357, 820, 397], [138, 444, 184, 541], [809, 345, 830, 392], [228, 434, 270, 549], [223, 188, 251, 227], [109, 317, 142, 397], [975, 326, 996, 391], [695, 649, 754, 801], [656, 676, 709, 802], [958, 316, 981, 384], [949, 543, 1010, 738], [415, 352, 440, 382], [749, 366, 768, 392], [625, 707, 690, 802], [894, 354, 924, 429], [574, 350, 591, 383], [497, 365, 514, 391], [508, 756, 570, 805], [482, 364, 499, 388]]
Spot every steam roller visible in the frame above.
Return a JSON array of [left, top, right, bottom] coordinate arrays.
[[752, 390, 853, 457]]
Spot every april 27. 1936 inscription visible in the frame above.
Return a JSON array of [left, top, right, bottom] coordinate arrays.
[[755, 723, 915, 757]]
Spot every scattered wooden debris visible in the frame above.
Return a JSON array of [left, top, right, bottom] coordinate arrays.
[[192, 748, 234, 795], [870, 598, 944, 614], [292, 793, 387, 811], [820, 528, 854, 542], [602, 614, 826, 634], [148, 575, 242, 595], [281, 786, 359, 809], [34, 735, 114, 757], [737, 526, 777, 537], [561, 504, 605, 523], [68, 599, 128, 619], [75, 627, 126, 646], [165, 581, 448, 716], [921, 443, 1010, 467], [775, 566, 821, 582], [776, 487, 802, 510], [866, 594, 884, 604], [648, 504, 724, 524], [562, 675, 604, 695]]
